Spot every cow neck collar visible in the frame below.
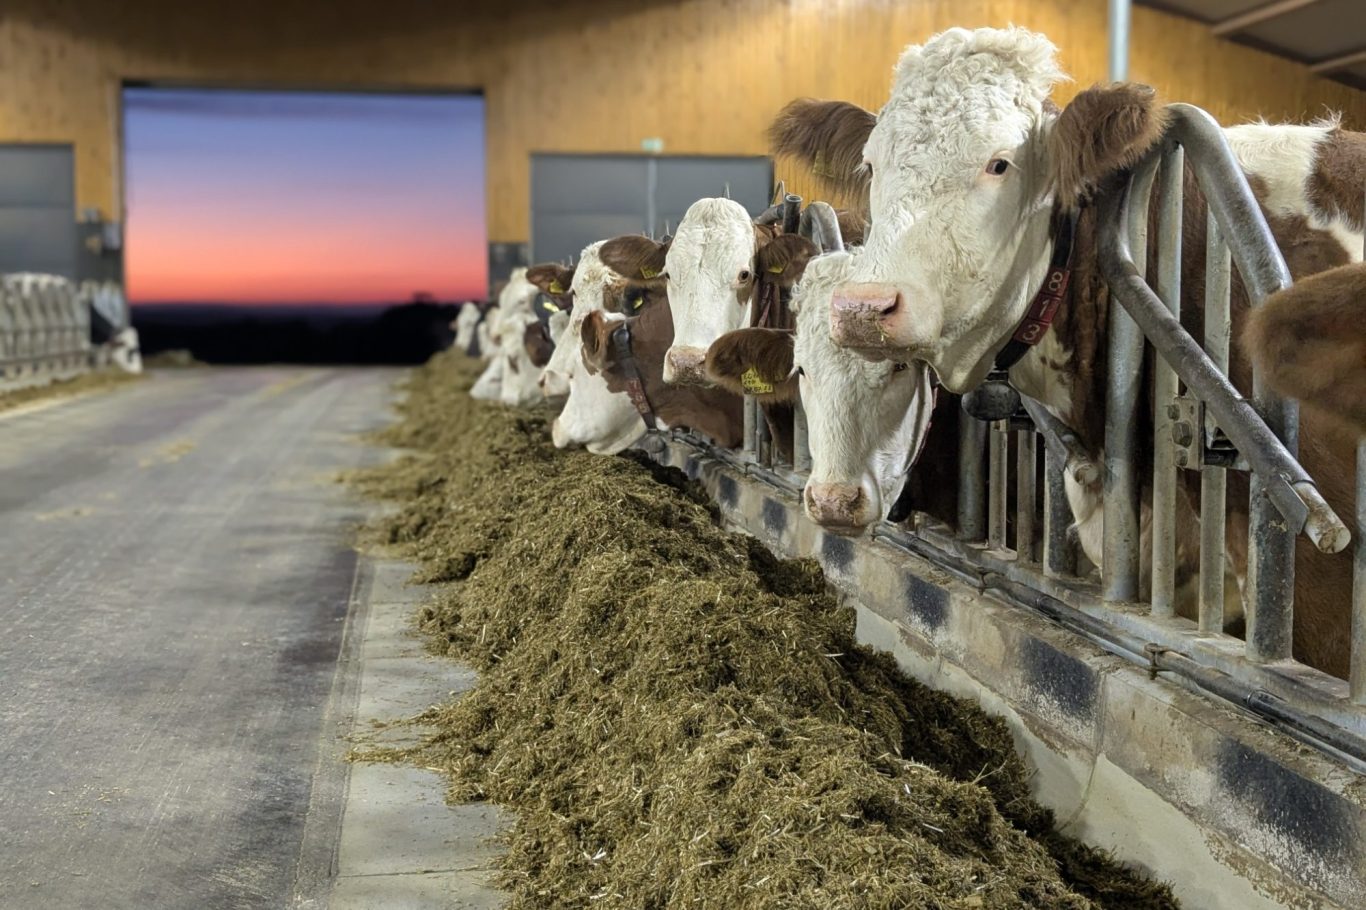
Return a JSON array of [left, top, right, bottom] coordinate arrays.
[[990, 208, 1078, 376], [609, 322, 659, 430]]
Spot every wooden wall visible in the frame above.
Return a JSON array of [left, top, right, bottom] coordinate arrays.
[[2, 0, 1364, 244]]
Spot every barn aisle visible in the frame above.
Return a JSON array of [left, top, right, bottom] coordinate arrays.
[[0, 368, 397, 909]]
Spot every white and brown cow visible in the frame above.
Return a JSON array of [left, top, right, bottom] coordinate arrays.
[[598, 198, 852, 387], [770, 26, 1365, 675], [451, 301, 486, 356], [704, 251, 941, 530], [1244, 261, 1366, 437], [472, 267, 542, 405]]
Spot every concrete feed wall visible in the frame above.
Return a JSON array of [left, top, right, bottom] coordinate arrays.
[[2, 0, 1365, 243]]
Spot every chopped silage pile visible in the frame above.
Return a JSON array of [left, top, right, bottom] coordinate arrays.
[[351, 349, 1178, 910]]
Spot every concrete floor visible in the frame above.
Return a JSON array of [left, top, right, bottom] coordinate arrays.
[[0, 367, 501, 909]]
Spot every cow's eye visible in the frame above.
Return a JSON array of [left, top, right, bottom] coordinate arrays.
[[985, 158, 1011, 177], [738, 269, 752, 283]]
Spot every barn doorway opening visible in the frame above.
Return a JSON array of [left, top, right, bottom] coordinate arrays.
[[121, 85, 486, 364]]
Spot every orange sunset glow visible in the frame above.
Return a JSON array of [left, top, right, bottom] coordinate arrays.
[[124, 89, 487, 306]]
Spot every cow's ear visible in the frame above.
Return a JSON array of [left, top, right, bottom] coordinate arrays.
[[1049, 83, 1169, 209], [768, 98, 875, 202], [610, 279, 666, 316], [835, 209, 868, 247], [525, 263, 576, 305], [704, 328, 799, 401], [579, 311, 615, 372], [599, 236, 670, 281], [754, 234, 817, 288]]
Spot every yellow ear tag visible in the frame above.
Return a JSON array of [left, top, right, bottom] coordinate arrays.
[[543, 300, 561, 313], [548, 279, 565, 295], [640, 266, 658, 279], [631, 296, 644, 310], [741, 367, 774, 395], [767, 264, 785, 274]]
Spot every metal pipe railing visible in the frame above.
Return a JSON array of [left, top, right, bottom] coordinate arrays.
[[1016, 430, 1037, 562], [1199, 210, 1232, 634], [1151, 144, 1184, 617], [1354, 190, 1366, 704], [1102, 154, 1154, 602], [988, 421, 1009, 550], [958, 405, 987, 542], [798, 202, 844, 254]]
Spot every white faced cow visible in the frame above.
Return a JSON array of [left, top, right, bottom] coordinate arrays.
[[705, 251, 939, 532], [771, 25, 1365, 676], [471, 267, 540, 404]]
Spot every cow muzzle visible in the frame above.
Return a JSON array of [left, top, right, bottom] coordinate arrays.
[[663, 346, 710, 386], [830, 284, 905, 353], [804, 482, 877, 534], [550, 417, 575, 449]]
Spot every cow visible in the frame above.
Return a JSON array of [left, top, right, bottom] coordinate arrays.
[[471, 267, 541, 404], [704, 250, 947, 531], [597, 198, 866, 386], [1244, 262, 1366, 436], [768, 26, 1364, 675], [451, 302, 485, 356], [577, 279, 744, 449]]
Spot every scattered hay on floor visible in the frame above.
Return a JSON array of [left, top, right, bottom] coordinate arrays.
[[143, 349, 204, 368], [0, 369, 140, 414], [351, 348, 1179, 910]]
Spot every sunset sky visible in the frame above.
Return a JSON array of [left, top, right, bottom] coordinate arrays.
[[123, 88, 487, 306]]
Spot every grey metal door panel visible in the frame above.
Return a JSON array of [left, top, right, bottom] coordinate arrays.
[[0, 210, 79, 276], [653, 157, 772, 236], [533, 213, 646, 266], [532, 156, 648, 214], [0, 145, 77, 278], [529, 153, 772, 265]]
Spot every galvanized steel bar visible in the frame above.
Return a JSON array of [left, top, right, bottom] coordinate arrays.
[[1152, 144, 1184, 618], [1108, 0, 1131, 81], [1355, 438, 1366, 703], [1355, 192, 1366, 702], [958, 402, 987, 542], [757, 406, 773, 467], [792, 398, 811, 475], [742, 395, 758, 460], [798, 202, 844, 253], [1016, 431, 1037, 561], [1044, 447, 1077, 577], [1102, 154, 1156, 603], [989, 421, 1009, 550], [782, 194, 802, 235], [1200, 212, 1232, 633]]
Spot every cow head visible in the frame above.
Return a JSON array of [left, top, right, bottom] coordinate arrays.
[[791, 27, 1166, 392], [536, 243, 606, 401], [552, 309, 650, 454], [525, 262, 576, 316], [708, 252, 936, 533], [452, 302, 483, 355], [604, 198, 773, 386]]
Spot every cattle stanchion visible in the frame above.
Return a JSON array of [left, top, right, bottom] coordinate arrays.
[[1101, 155, 1154, 603], [1151, 143, 1184, 618], [988, 421, 1009, 550], [742, 395, 759, 462], [1200, 210, 1232, 633], [958, 404, 986, 543], [1354, 187, 1366, 705], [792, 398, 811, 475], [1016, 429, 1037, 562], [782, 194, 801, 235]]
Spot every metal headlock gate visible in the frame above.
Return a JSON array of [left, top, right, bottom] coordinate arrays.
[[661, 104, 1366, 768], [0, 274, 128, 392]]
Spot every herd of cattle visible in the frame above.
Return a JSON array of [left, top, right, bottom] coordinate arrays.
[[451, 26, 1366, 679]]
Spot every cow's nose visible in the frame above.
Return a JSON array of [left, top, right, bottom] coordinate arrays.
[[664, 347, 710, 386], [830, 284, 902, 349], [804, 482, 875, 533]]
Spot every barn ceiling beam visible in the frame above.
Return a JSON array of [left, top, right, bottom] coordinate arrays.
[[1210, 0, 1321, 37], [1309, 46, 1366, 74]]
